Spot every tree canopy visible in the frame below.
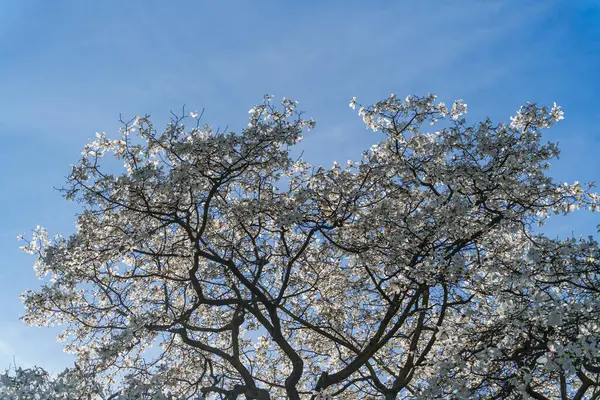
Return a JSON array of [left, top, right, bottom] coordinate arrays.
[[9, 94, 600, 399]]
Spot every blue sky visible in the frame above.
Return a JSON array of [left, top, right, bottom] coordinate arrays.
[[1, 0, 599, 373]]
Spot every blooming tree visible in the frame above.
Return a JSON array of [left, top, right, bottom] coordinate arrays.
[[15, 94, 600, 399], [0, 365, 89, 400], [0, 364, 175, 399]]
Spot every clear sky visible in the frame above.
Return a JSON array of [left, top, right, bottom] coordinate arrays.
[[1, 0, 599, 373]]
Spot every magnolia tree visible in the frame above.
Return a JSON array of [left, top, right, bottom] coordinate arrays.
[[0, 364, 171, 399], [0, 366, 88, 400], [13, 94, 600, 399]]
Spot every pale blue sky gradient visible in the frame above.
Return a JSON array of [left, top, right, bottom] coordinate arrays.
[[1, 0, 599, 372]]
